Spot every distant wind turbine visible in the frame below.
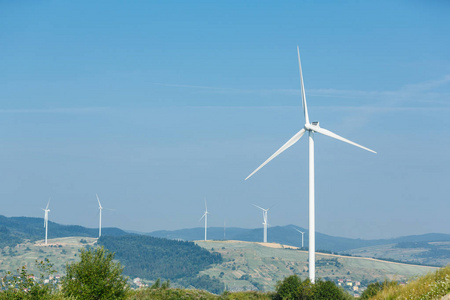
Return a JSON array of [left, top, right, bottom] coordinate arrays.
[[199, 199, 209, 241], [294, 228, 305, 248], [245, 46, 376, 283], [253, 204, 269, 243], [42, 199, 50, 245], [96, 194, 103, 238]]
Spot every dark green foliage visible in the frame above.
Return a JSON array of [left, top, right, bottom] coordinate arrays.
[[0, 225, 22, 249], [98, 235, 222, 280], [239, 274, 251, 281], [360, 282, 383, 299], [61, 246, 128, 300], [312, 280, 351, 300], [178, 275, 225, 294], [274, 275, 351, 300], [129, 288, 274, 300], [128, 287, 219, 299], [0, 259, 57, 300], [0, 215, 127, 248], [359, 280, 398, 300], [315, 258, 342, 268], [274, 275, 313, 300], [150, 278, 161, 289]]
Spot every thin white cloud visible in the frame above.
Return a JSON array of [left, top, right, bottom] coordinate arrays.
[[151, 75, 450, 107]]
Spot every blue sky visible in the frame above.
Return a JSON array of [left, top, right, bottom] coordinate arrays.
[[1, 1, 449, 239]]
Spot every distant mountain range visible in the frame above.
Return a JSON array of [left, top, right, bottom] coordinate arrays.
[[1, 214, 449, 254], [145, 225, 450, 253]]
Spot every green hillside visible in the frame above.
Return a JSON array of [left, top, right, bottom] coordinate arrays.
[[195, 240, 438, 296], [98, 235, 225, 293], [0, 215, 127, 249], [344, 241, 450, 267], [0, 236, 97, 276], [0, 236, 443, 298]]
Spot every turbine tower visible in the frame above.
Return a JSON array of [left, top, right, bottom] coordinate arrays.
[[253, 204, 269, 243], [96, 194, 103, 238], [43, 199, 50, 245], [295, 228, 305, 248], [245, 47, 376, 283], [199, 199, 209, 241]]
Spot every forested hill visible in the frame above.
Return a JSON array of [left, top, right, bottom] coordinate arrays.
[[147, 225, 450, 253], [0, 215, 127, 248], [98, 235, 224, 293]]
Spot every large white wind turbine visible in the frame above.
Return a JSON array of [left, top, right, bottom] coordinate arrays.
[[42, 199, 50, 245], [245, 47, 376, 283], [295, 228, 305, 248], [96, 194, 103, 238], [253, 204, 269, 243], [199, 199, 209, 241]]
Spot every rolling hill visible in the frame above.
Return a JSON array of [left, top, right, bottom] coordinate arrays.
[[0, 235, 438, 296], [0, 215, 127, 248], [194, 240, 439, 295], [343, 241, 450, 267], [146, 225, 450, 254]]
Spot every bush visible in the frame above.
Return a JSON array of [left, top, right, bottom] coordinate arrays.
[[313, 280, 352, 300], [61, 246, 129, 300], [275, 275, 313, 299], [274, 275, 351, 300]]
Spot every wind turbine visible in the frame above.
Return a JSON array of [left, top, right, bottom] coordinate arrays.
[[42, 199, 50, 245], [96, 194, 103, 238], [199, 199, 209, 241], [253, 204, 269, 243], [295, 228, 305, 248], [245, 46, 376, 283]]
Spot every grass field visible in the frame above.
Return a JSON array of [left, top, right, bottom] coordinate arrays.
[[196, 240, 439, 293], [0, 237, 96, 276]]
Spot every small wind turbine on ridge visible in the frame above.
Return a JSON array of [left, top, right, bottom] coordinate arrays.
[[199, 199, 209, 241], [252, 204, 270, 243], [294, 228, 305, 248], [96, 194, 107, 238], [245, 46, 376, 283], [42, 199, 51, 245]]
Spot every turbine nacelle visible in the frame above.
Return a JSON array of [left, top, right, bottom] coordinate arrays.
[[304, 122, 320, 132]]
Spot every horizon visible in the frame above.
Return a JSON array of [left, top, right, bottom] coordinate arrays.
[[3, 214, 450, 242]]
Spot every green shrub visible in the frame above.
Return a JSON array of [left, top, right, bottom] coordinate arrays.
[[274, 275, 351, 300], [61, 246, 128, 300], [275, 275, 313, 299]]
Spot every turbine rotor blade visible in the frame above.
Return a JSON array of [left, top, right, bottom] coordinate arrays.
[[199, 213, 206, 222], [96, 194, 102, 209], [46, 199, 50, 210], [245, 128, 306, 180], [313, 126, 376, 154], [252, 204, 265, 211], [297, 46, 310, 125]]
